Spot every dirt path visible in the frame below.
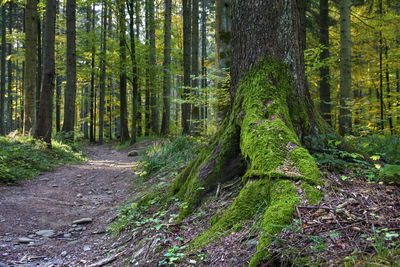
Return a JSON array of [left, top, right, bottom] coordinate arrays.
[[0, 142, 149, 267]]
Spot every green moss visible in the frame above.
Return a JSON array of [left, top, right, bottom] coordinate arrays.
[[250, 180, 299, 267], [301, 182, 323, 205], [191, 179, 270, 248], [290, 147, 321, 185]]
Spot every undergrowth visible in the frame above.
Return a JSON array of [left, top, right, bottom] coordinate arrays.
[[137, 136, 199, 179], [0, 135, 86, 184]]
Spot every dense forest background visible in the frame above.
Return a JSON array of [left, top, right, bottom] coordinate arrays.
[[0, 0, 398, 143]]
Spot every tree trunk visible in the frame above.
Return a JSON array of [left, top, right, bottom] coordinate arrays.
[[127, 1, 138, 144], [118, 0, 130, 143], [62, 0, 77, 139], [89, 3, 96, 143], [6, 2, 13, 133], [135, 0, 142, 136], [215, 0, 231, 70], [201, 0, 208, 128], [170, 1, 325, 265], [34, 0, 56, 147], [56, 75, 61, 132], [161, 0, 172, 135], [191, 0, 200, 134], [98, 0, 107, 144], [0, 5, 6, 135], [339, 0, 352, 135], [144, 0, 150, 136], [36, 19, 41, 121], [182, 0, 191, 134], [319, 0, 331, 125], [149, 0, 158, 135]]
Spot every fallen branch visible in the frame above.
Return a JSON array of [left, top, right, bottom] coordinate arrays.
[[87, 251, 125, 267]]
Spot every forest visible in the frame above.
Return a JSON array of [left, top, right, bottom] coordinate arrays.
[[0, 0, 399, 266]]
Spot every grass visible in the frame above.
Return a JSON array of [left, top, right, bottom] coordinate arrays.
[[0, 135, 86, 184]]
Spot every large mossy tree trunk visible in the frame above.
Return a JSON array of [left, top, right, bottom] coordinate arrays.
[[170, 0, 327, 265]]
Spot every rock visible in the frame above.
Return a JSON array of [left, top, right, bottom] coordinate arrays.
[[83, 245, 91, 251], [73, 218, 93, 225], [77, 193, 83, 198], [63, 233, 71, 238], [61, 251, 68, 257], [39, 178, 49, 181], [18, 237, 34, 244], [35, 230, 55, 237], [76, 174, 82, 178], [0, 261, 6, 267], [106, 191, 113, 195], [128, 150, 139, 157], [28, 234, 35, 238], [189, 260, 197, 264]]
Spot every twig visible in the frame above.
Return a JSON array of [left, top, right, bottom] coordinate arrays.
[[295, 206, 304, 234], [87, 251, 125, 267], [297, 205, 336, 210]]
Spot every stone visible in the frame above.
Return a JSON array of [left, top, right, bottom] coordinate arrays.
[[76, 174, 82, 178], [0, 261, 6, 267], [61, 251, 68, 257], [77, 193, 83, 198], [18, 237, 34, 244], [39, 178, 50, 181], [35, 230, 55, 237], [83, 245, 91, 251], [128, 150, 139, 157], [63, 233, 71, 238]]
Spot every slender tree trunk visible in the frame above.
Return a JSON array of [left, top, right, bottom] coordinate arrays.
[[89, 3, 96, 143], [6, 2, 13, 133], [56, 75, 61, 132], [215, 0, 231, 70], [148, 0, 158, 135], [34, 0, 56, 147], [145, 0, 150, 136], [201, 0, 208, 128], [161, 0, 172, 135], [62, 0, 77, 138], [36, 19, 41, 120], [98, 0, 107, 144], [127, 1, 138, 144], [191, 0, 200, 134], [385, 47, 393, 133], [182, 0, 191, 134], [135, 0, 142, 137], [378, 0, 384, 131], [319, 0, 331, 125], [0, 5, 6, 135], [339, 0, 352, 135], [118, 0, 130, 143], [135, 0, 142, 136]]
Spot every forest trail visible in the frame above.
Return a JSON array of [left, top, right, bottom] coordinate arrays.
[[0, 142, 151, 267]]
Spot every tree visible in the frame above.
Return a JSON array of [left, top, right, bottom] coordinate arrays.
[[200, 0, 208, 127], [7, 2, 13, 133], [339, 0, 352, 135], [0, 5, 6, 135], [34, 0, 56, 146], [169, 0, 325, 265], [149, 0, 158, 135], [319, 0, 331, 125], [118, 0, 130, 143], [191, 0, 200, 133], [215, 0, 231, 70], [182, 0, 191, 134], [98, 0, 107, 144], [161, 0, 172, 135], [62, 0, 77, 138], [23, 0, 38, 135]]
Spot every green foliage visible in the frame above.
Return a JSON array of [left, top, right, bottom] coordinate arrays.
[[352, 134, 400, 165], [138, 136, 199, 178], [158, 246, 185, 265], [0, 135, 85, 184]]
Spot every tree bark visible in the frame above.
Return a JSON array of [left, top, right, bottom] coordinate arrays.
[[149, 0, 158, 135], [118, 0, 130, 143], [170, 1, 325, 265], [0, 5, 6, 135], [319, 0, 331, 125], [191, 0, 200, 134], [135, 0, 142, 137], [6, 2, 13, 133], [339, 0, 352, 135], [161, 0, 172, 135], [98, 0, 107, 144], [200, 0, 208, 127], [34, 0, 56, 147], [182, 0, 191, 134], [215, 0, 231, 70], [62, 0, 77, 139]]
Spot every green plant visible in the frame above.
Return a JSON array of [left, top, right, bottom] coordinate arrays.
[[158, 246, 185, 265]]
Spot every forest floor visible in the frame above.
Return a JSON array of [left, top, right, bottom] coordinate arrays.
[[0, 139, 399, 267], [0, 141, 154, 267]]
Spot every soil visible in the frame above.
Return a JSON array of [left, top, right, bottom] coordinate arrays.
[[0, 141, 152, 267]]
